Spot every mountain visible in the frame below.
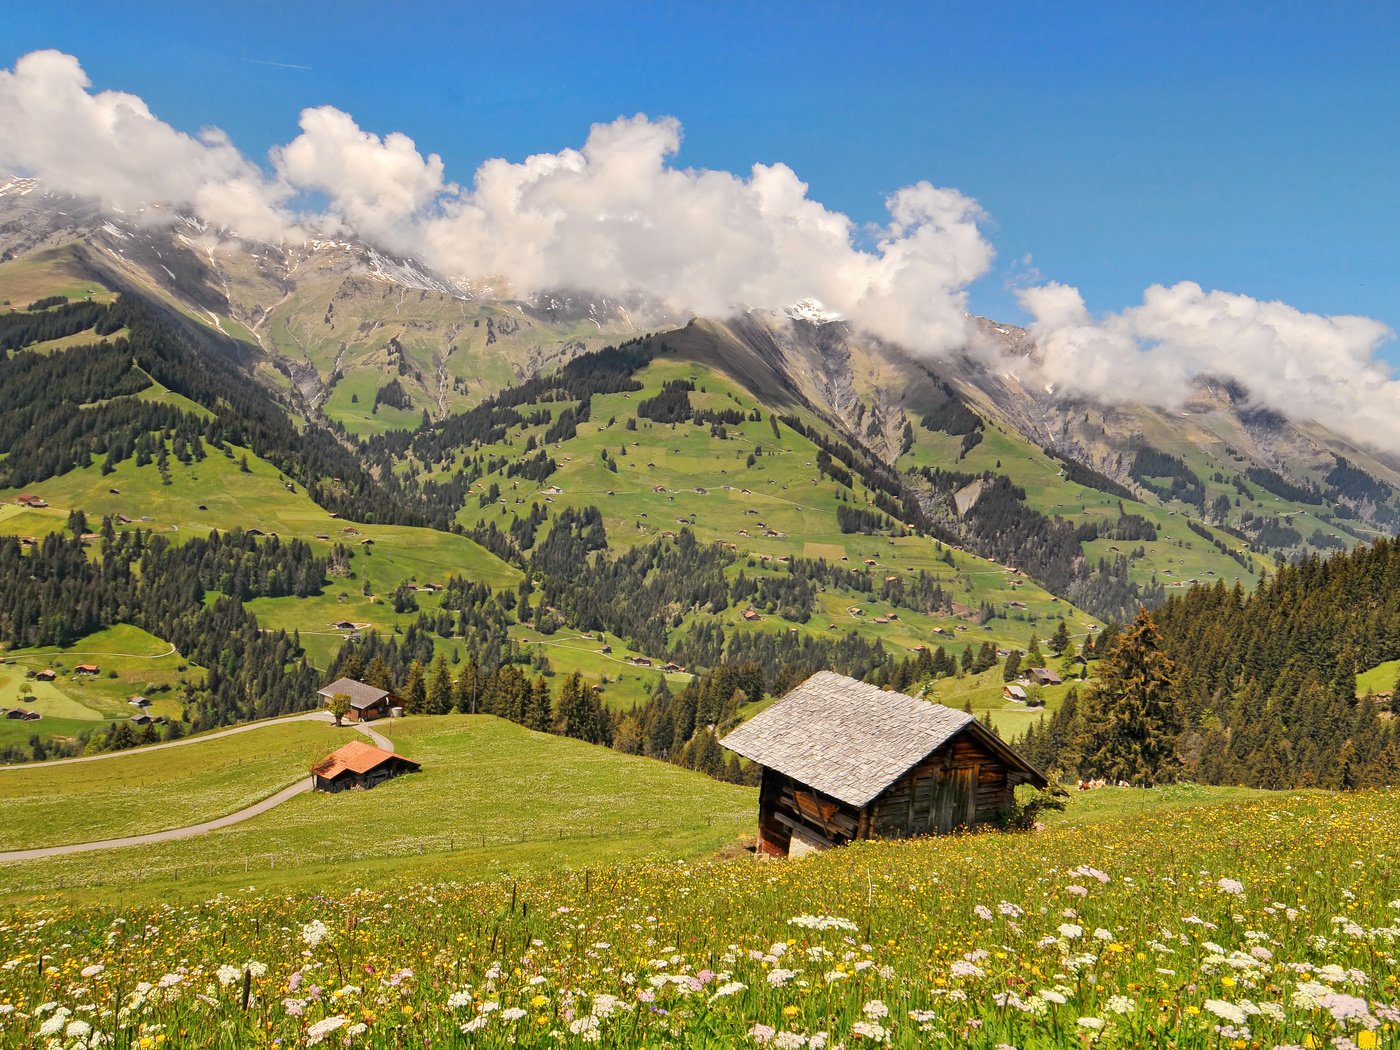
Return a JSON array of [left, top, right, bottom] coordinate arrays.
[[5, 184, 1400, 765]]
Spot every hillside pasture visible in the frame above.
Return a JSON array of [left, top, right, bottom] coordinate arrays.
[[0, 625, 198, 750], [0, 785, 1394, 1047], [0, 244, 115, 309], [450, 357, 1096, 660], [0, 714, 754, 903], [0, 442, 520, 669], [0, 718, 344, 850]]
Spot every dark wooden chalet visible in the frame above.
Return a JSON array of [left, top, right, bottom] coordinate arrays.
[[318, 677, 393, 721], [721, 671, 1047, 858], [311, 740, 420, 792]]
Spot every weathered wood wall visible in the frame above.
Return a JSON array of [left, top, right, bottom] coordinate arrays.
[[867, 732, 1012, 837], [754, 728, 1026, 857], [756, 767, 861, 857]]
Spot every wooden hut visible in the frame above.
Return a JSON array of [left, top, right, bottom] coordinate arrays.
[[721, 671, 1047, 858], [311, 740, 420, 792], [318, 677, 393, 722]]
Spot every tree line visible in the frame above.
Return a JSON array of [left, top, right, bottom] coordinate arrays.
[[1017, 540, 1400, 789]]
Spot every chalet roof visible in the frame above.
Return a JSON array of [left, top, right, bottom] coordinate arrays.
[[311, 740, 419, 780], [721, 671, 1046, 807], [318, 677, 390, 709]]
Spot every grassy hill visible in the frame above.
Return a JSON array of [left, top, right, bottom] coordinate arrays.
[[0, 714, 754, 902], [0, 717, 343, 849], [0, 782, 1393, 1047], [0, 625, 198, 750], [0, 431, 519, 670]]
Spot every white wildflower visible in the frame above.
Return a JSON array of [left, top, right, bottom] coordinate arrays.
[[300, 920, 329, 949], [1203, 999, 1248, 1025], [788, 915, 859, 932], [305, 1015, 349, 1046], [708, 981, 746, 1003]]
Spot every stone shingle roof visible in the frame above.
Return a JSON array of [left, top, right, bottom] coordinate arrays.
[[317, 677, 390, 710], [721, 671, 1022, 807]]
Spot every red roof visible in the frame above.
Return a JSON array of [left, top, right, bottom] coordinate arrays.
[[311, 740, 418, 780]]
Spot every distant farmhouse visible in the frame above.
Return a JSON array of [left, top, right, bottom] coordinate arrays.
[[318, 677, 394, 722], [722, 671, 1047, 858], [311, 740, 420, 792]]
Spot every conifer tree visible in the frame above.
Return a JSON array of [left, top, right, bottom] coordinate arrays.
[[1075, 608, 1179, 785], [526, 676, 554, 732], [426, 653, 453, 715], [402, 659, 427, 713]]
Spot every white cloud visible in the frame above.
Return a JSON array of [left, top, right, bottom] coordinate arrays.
[[271, 106, 449, 251], [2, 49, 1397, 453], [0, 50, 286, 239], [1018, 280, 1398, 451]]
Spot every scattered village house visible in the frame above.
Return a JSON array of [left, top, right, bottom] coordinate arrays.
[[74, 664, 100, 676], [721, 671, 1047, 858], [311, 740, 420, 792], [1003, 683, 1028, 702], [1028, 667, 1063, 686], [318, 677, 394, 721], [34, 669, 56, 682]]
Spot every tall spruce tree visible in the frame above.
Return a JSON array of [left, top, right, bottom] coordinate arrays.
[[1075, 607, 1179, 785]]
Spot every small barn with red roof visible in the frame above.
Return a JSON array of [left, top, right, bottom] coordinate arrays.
[[311, 740, 420, 793]]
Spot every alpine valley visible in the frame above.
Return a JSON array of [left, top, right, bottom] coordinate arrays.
[[3, 177, 1400, 777]]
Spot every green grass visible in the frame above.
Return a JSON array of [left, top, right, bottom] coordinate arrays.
[[451, 357, 1098, 663], [0, 441, 520, 670], [0, 714, 754, 903], [1356, 658, 1400, 697], [0, 786, 1394, 1047], [0, 718, 345, 850], [0, 244, 114, 309], [0, 625, 199, 750], [923, 665, 1082, 737], [506, 626, 694, 710]]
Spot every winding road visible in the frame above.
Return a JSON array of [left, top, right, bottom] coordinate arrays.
[[0, 713, 396, 862]]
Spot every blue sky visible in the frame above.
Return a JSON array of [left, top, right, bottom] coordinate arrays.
[[7, 1, 1399, 347]]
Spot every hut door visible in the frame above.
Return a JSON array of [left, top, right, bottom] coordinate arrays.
[[933, 769, 976, 834]]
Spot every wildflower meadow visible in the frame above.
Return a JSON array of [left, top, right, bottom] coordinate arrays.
[[1, 788, 1397, 1048]]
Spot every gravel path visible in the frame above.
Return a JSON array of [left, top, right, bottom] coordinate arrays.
[[0, 719, 399, 861], [0, 711, 393, 770]]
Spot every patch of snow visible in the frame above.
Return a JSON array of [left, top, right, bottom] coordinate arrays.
[[161, 265, 176, 281], [100, 221, 129, 240], [784, 298, 843, 324], [0, 176, 40, 197]]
